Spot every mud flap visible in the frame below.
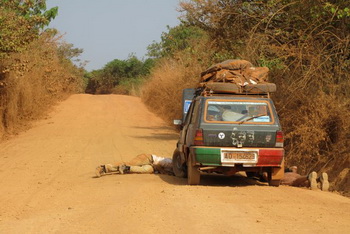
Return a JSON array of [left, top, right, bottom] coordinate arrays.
[[271, 158, 285, 180]]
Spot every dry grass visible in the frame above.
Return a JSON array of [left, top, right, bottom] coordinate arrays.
[[141, 37, 213, 123], [241, 30, 350, 195], [0, 34, 84, 139], [141, 57, 205, 124]]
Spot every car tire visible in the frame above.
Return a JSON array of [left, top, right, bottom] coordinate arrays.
[[187, 154, 200, 185], [172, 149, 187, 178]]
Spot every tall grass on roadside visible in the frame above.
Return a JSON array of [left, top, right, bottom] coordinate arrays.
[[239, 28, 350, 195], [0, 34, 84, 139], [141, 36, 215, 123], [111, 77, 145, 96], [142, 60, 204, 123]]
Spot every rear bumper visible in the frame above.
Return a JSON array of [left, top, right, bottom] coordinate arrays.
[[190, 146, 284, 167]]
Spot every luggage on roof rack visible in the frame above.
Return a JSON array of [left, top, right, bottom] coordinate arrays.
[[198, 59, 276, 95], [244, 83, 276, 93], [200, 82, 276, 95]]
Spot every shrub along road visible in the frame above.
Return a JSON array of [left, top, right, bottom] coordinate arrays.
[[0, 94, 349, 233]]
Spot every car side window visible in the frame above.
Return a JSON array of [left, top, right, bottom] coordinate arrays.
[[184, 100, 195, 125], [190, 100, 201, 124]]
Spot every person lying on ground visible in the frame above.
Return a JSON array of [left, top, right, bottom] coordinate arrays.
[[95, 153, 173, 177], [280, 166, 329, 191], [96, 155, 329, 191]]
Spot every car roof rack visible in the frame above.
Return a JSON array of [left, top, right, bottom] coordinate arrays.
[[198, 82, 276, 96]]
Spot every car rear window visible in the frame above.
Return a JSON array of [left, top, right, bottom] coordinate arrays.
[[205, 100, 274, 124]]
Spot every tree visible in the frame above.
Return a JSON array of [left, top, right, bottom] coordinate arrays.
[[0, 0, 58, 57], [147, 24, 206, 59], [180, 0, 350, 69], [85, 55, 155, 94], [57, 42, 83, 62]]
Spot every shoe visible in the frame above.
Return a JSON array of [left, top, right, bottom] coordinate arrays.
[[308, 171, 318, 190], [320, 172, 329, 191], [95, 165, 106, 177]]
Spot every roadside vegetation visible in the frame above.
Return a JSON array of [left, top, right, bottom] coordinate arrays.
[[141, 0, 350, 195], [85, 55, 154, 95], [0, 0, 85, 139]]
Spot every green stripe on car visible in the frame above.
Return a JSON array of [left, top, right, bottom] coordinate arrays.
[[194, 148, 221, 165]]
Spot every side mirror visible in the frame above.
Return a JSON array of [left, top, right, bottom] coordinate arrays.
[[173, 119, 182, 125]]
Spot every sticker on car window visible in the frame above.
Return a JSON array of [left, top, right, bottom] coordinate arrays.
[[184, 100, 192, 114]]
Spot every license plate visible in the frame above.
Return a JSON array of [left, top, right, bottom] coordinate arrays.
[[221, 151, 257, 164]]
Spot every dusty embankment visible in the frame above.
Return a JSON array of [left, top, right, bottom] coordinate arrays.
[[0, 94, 349, 233]]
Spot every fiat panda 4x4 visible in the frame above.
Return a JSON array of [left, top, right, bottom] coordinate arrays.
[[173, 84, 284, 186]]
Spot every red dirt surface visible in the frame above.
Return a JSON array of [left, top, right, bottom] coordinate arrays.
[[0, 94, 349, 233]]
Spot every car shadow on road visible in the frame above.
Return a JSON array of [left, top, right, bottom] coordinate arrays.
[[131, 126, 176, 131], [130, 126, 179, 141], [158, 173, 268, 187], [131, 133, 179, 141]]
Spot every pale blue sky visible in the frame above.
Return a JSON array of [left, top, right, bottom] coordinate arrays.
[[46, 0, 181, 71]]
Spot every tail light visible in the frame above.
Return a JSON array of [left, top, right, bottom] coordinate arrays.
[[257, 149, 284, 166], [275, 130, 284, 147], [194, 129, 204, 145]]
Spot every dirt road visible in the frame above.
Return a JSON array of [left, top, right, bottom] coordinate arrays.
[[0, 94, 349, 233]]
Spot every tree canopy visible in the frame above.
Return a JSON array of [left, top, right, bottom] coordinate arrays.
[[0, 0, 58, 57], [85, 55, 154, 94], [147, 24, 207, 59]]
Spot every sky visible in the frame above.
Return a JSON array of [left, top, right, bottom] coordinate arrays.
[[46, 0, 181, 71]]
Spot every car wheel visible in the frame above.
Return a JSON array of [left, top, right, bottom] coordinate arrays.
[[187, 154, 200, 185], [172, 149, 187, 178]]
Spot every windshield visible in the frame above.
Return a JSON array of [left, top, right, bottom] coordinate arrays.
[[205, 100, 273, 124]]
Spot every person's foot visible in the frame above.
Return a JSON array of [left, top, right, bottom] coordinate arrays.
[[95, 165, 106, 178], [320, 172, 329, 191], [308, 171, 318, 190]]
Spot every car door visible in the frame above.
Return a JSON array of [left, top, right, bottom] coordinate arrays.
[[177, 99, 195, 152], [185, 98, 201, 148]]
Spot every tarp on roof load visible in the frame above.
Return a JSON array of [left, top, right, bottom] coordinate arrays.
[[200, 59, 269, 86]]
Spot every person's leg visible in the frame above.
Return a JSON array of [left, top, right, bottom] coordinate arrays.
[[118, 164, 154, 174], [95, 154, 153, 177], [308, 171, 318, 190], [129, 165, 154, 174], [105, 154, 153, 169], [95, 164, 120, 177], [291, 176, 309, 187], [105, 164, 119, 172], [126, 154, 153, 166], [319, 172, 329, 191]]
